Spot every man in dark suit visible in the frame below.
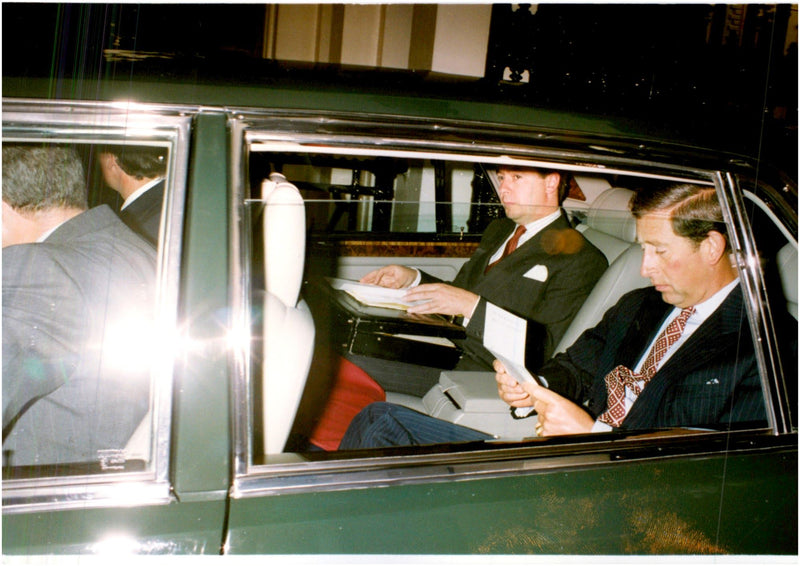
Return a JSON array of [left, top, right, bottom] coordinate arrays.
[[99, 145, 167, 247], [351, 166, 608, 396], [340, 183, 789, 448], [2, 145, 157, 466]]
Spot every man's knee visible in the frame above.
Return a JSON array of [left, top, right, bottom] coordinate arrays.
[[339, 402, 397, 449]]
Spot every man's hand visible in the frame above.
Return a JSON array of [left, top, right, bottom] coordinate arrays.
[[360, 265, 418, 289], [494, 359, 532, 408], [520, 379, 595, 437], [404, 283, 480, 317]]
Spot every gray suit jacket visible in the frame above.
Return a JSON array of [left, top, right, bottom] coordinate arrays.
[[3, 205, 157, 466]]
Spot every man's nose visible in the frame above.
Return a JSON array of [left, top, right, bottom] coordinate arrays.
[[640, 251, 654, 278]]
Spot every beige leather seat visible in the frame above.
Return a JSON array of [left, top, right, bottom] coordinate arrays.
[[575, 186, 638, 263], [261, 173, 315, 454]]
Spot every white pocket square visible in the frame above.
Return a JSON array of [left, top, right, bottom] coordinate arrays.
[[524, 265, 548, 282]]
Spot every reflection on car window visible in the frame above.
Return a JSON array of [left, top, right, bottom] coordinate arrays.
[[2, 142, 163, 477], [243, 142, 781, 464]]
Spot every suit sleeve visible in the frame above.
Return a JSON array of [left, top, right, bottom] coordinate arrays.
[[2, 246, 87, 432], [539, 289, 645, 406]]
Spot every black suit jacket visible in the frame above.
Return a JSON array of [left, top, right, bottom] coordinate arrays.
[[541, 285, 780, 430], [422, 213, 608, 368], [120, 179, 164, 247]]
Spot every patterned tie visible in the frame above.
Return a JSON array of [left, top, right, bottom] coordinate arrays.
[[485, 225, 527, 273], [597, 306, 695, 427]]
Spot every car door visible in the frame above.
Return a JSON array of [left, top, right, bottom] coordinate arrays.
[[1, 102, 229, 555], [222, 109, 797, 554]]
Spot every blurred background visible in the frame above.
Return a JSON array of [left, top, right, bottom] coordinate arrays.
[[3, 3, 797, 179]]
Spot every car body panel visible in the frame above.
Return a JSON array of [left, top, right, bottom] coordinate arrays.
[[2, 499, 226, 555], [225, 443, 797, 554], [1, 74, 796, 555]]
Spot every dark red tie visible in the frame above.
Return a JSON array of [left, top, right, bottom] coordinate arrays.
[[485, 225, 527, 273], [597, 307, 695, 427]]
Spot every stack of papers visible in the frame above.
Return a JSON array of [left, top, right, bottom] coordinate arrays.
[[330, 278, 428, 310]]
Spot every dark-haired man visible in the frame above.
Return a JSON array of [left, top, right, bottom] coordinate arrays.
[[340, 183, 791, 448], [350, 166, 608, 396], [3, 145, 156, 466], [100, 145, 167, 247]]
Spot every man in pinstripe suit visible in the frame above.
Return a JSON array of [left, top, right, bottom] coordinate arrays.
[[340, 183, 791, 448]]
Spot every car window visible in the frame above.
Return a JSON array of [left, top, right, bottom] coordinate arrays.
[[235, 123, 788, 473], [2, 106, 188, 507]]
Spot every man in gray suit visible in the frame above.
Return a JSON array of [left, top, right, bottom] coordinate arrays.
[[351, 166, 608, 396], [2, 145, 157, 467]]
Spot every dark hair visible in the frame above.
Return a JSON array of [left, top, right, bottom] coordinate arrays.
[[104, 145, 167, 179], [2, 144, 87, 212], [631, 183, 729, 250], [496, 166, 572, 205]]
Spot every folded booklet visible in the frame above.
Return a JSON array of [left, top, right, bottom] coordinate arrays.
[[482, 302, 544, 386], [328, 277, 429, 310]]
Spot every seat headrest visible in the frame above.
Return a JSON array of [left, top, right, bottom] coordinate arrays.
[[585, 187, 636, 243], [262, 172, 306, 308], [572, 175, 612, 203]]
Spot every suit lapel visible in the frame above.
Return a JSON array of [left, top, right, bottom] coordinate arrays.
[[617, 290, 672, 368], [623, 286, 746, 428], [472, 213, 570, 290]]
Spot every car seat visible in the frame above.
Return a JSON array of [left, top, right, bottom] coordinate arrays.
[[261, 173, 316, 454]]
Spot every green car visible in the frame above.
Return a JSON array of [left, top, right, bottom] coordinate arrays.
[[2, 68, 796, 556]]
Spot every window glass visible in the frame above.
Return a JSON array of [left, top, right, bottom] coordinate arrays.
[[2, 140, 168, 480], [243, 140, 777, 467]]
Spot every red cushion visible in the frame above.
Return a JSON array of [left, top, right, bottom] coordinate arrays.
[[308, 356, 385, 451]]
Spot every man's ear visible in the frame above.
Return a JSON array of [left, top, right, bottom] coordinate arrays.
[[100, 153, 118, 170], [701, 230, 728, 265], [544, 172, 560, 199]]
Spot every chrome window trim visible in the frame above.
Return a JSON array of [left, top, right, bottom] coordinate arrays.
[[715, 172, 793, 434], [229, 116, 253, 481], [230, 427, 783, 499], [1, 101, 192, 510], [229, 110, 792, 493]]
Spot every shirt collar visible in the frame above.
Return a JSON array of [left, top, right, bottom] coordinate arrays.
[[519, 210, 562, 243], [685, 277, 740, 324], [37, 218, 71, 242]]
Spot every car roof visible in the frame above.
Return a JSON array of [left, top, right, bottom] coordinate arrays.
[[2, 55, 794, 187]]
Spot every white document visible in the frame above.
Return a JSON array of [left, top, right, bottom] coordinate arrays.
[[328, 277, 428, 310], [483, 302, 540, 385]]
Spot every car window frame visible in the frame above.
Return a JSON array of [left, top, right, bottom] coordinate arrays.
[[1, 100, 192, 512], [228, 109, 794, 499]]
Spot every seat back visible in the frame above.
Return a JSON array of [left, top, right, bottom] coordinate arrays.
[[556, 188, 650, 354], [575, 187, 638, 264], [777, 242, 798, 320], [261, 173, 315, 454]]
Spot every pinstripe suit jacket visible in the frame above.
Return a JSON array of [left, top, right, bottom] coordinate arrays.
[[542, 285, 776, 430]]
